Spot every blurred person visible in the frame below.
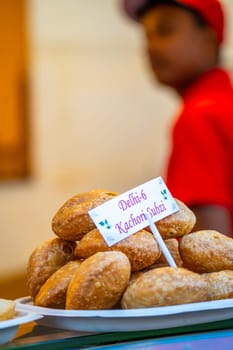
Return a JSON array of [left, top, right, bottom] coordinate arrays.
[[122, 0, 233, 236]]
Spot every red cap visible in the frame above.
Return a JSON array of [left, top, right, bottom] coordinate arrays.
[[122, 0, 225, 44]]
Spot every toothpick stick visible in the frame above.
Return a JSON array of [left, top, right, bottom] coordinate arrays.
[[146, 213, 177, 268]]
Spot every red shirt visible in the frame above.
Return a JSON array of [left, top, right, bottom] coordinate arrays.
[[166, 68, 233, 232]]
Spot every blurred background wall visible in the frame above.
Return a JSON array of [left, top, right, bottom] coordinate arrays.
[[0, 0, 233, 296]]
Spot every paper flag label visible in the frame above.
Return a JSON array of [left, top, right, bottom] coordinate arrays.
[[88, 176, 179, 246]]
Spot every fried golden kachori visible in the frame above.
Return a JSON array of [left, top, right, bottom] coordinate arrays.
[[66, 251, 131, 310], [179, 230, 233, 273], [35, 260, 82, 308], [121, 266, 207, 309], [75, 229, 161, 271], [146, 238, 183, 269], [147, 199, 196, 239], [203, 270, 233, 301], [27, 238, 76, 299], [51, 190, 117, 241]]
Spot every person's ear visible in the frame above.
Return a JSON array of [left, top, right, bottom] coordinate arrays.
[[202, 26, 218, 48], [201, 26, 219, 61]]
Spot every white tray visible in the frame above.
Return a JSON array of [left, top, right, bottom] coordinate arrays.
[[16, 296, 233, 333], [0, 309, 42, 345]]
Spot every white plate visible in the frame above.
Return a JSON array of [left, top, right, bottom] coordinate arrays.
[[0, 309, 42, 345], [16, 296, 233, 333]]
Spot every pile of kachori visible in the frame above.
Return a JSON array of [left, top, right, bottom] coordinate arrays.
[[26, 189, 233, 310]]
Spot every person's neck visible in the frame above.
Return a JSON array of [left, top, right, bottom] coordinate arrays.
[[175, 63, 221, 96]]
